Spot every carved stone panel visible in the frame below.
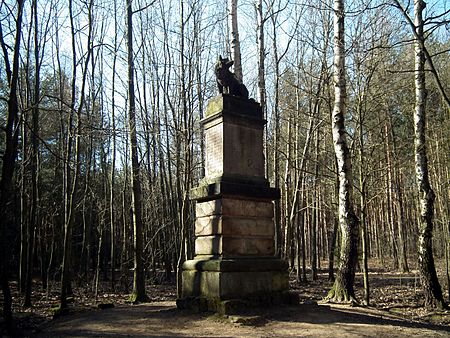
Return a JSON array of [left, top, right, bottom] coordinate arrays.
[[205, 123, 224, 178], [223, 123, 264, 177]]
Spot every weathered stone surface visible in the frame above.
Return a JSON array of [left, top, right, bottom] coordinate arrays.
[[205, 95, 262, 119], [222, 123, 264, 177], [205, 123, 223, 178], [181, 261, 289, 300], [182, 258, 289, 272], [204, 121, 264, 179], [195, 235, 274, 256], [222, 199, 274, 217], [194, 197, 276, 256], [196, 198, 274, 218], [181, 270, 220, 298], [196, 199, 222, 217], [195, 215, 274, 237], [178, 291, 298, 314], [190, 180, 280, 201]]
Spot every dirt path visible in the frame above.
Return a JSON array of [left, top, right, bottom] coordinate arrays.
[[35, 301, 449, 337]]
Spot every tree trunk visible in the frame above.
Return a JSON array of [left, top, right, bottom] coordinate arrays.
[[24, 0, 42, 308], [283, 115, 292, 260], [176, 0, 187, 298], [311, 128, 319, 281], [95, 222, 104, 299], [120, 145, 130, 293], [358, 106, 369, 306], [19, 110, 28, 295], [0, 0, 24, 331], [256, 0, 266, 112], [326, 0, 359, 304], [289, 97, 315, 276], [412, 0, 446, 310], [386, 110, 409, 272], [176, 0, 194, 298], [328, 217, 338, 282], [271, 13, 282, 257], [109, 0, 119, 293], [395, 169, 409, 272], [126, 0, 147, 303], [228, 0, 243, 82], [61, 0, 93, 309]]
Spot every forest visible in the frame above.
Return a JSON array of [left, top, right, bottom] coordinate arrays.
[[0, 0, 449, 335]]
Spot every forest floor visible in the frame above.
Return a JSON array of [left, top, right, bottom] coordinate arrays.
[[4, 263, 450, 337]]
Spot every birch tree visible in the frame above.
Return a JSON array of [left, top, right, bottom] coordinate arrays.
[[229, 0, 243, 82], [256, 0, 265, 110], [410, 0, 446, 309], [325, 0, 359, 303], [390, 0, 448, 310]]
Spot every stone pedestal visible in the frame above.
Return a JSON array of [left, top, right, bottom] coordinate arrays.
[[177, 95, 290, 314]]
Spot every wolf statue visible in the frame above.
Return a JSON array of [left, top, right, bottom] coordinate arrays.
[[215, 55, 249, 99]]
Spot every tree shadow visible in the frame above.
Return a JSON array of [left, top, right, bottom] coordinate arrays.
[[266, 303, 449, 333]]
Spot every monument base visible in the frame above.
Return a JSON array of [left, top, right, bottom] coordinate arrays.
[[176, 258, 294, 314]]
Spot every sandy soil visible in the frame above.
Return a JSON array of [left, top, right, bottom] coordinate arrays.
[[34, 301, 450, 338]]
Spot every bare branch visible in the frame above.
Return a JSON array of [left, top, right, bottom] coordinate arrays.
[[429, 48, 450, 58], [424, 9, 450, 23], [393, 0, 450, 110], [133, 0, 158, 15]]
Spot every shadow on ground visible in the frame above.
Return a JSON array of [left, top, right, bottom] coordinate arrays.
[[268, 303, 449, 330], [34, 301, 450, 338]]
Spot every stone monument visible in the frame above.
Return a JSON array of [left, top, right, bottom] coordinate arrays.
[[176, 59, 290, 314]]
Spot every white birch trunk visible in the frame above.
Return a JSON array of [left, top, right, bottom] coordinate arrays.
[[326, 0, 359, 303], [257, 0, 265, 108], [229, 0, 243, 82], [413, 0, 446, 310]]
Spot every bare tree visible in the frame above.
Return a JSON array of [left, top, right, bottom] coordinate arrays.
[[0, 0, 24, 332], [60, 0, 94, 309], [325, 0, 359, 304], [110, 0, 119, 292], [126, 0, 147, 303], [24, 0, 39, 307]]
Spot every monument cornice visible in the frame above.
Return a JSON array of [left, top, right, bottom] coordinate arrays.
[[202, 94, 266, 127]]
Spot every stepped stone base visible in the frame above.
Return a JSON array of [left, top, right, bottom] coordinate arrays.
[[177, 258, 293, 314], [192, 194, 278, 257]]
